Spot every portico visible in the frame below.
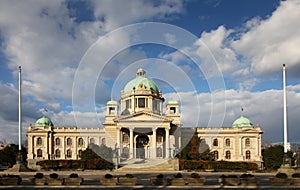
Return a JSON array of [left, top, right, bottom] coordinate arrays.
[[103, 68, 182, 160]]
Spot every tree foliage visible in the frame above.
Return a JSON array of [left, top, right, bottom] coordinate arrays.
[[81, 143, 113, 162], [263, 145, 295, 170], [177, 133, 213, 160], [0, 144, 27, 167]]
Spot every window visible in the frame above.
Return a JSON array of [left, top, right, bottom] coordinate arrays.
[[152, 99, 159, 112], [55, 138, 60, 146], [67, 138, 72, 146], [245, 138, 250, 147], [37, 149, 42, 158], [225, 138, 230, 147], [37, 137, 42, 145], [138, 98, 146, 108], [55, 149, 60, 158], [122, 133, 129, 143], [213, 138, 218, 146], [67, 149, 72, 158], [225, 150, 231, 159], [125, 99, 131, 109], [101, 138, 106, 145], [213, 150, 219, 160], [109, 107, 115, 114], [246, 150, 251, 160], [78, 138, 84, 146], [78, 150, 82, 158], [170, 107, 176, 114], [90, 138, 95, 144]]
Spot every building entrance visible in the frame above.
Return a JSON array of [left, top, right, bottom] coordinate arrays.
[[136, 135, 149, 159]]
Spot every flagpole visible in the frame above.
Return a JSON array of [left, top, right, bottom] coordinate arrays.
[[18, 66, 22, 151], [283, 64, 288, 153]]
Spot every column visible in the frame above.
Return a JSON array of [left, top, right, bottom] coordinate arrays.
[[117, 127, 121, 158], [129, 128, 134, 158], [165, 128, 170, 158], [74, 136, 77, 159], [152, 128, 157, 158]]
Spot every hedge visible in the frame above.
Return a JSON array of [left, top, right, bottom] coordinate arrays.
[[37, 159, 114, 170], [179, 160, 258, 171]]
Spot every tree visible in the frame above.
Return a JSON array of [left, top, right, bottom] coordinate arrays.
[[0, 144, 27, 167], [263, 145, 295, 170], [177, 133, 212, 160], [81, 143, 113, 162]]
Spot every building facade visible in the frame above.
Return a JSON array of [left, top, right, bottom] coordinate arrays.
[[27, 68, 263, 169]]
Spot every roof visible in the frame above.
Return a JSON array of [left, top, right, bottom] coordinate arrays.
[[35, 116, 54, 127], [167, 100, 178, 105], [232, 115, 253, 128], [107, 100, 118, 105], [123, 68, 159, 94]]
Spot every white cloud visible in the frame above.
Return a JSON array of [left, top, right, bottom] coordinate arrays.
[[232, 0, 300, 76], [164, 85, 300, 143]]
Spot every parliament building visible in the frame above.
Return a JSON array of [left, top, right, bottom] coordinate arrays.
[[27, 68, 263, 169]]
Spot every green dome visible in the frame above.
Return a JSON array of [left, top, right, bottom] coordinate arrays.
[[167, 100, 178, 104], [232, 116, 253, 128], [123, 69, 159, 94], [35, 116, 54, 127], [107, 100, 118, 105]]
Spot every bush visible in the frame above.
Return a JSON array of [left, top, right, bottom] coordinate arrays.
[[174, 173, 183, 178], [69, 173, 79, 178], [125, 174, 134, 178], [292, 173, 300, 178], [220, 175, 238, 178], [50, 173, 58, 179], [156, 174, 164, 178], [190, 173, 200, 178], [34, 173, 44, 179], [275, 173, 288, 179], [240, 173, 254, 178], [104, 174, 113, 179]]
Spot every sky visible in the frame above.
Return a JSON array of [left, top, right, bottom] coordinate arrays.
[[0, 0, 300, 145]]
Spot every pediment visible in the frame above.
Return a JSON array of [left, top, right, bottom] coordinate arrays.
[[115, 111, 172, 123]]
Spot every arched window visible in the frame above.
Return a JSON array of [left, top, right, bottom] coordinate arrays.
[[55, 138, 60, 146], [37, 149, 42, 158], [225, 150, 231, 159], [78, 150, 82, 158], [122, 133, 129, 143], [225, 138, 230, 147], [78, 138, 84, 146], [90, 138, 95, 144], [67, 149, 72, 158], [213, 150, 219, 160], [55, 149, 60, 158], [213, 138, 218, 146], [101, 138, 106, 145], [67, 138, 72, 146], [246, 150, 251, 160], [37, 137, 42, 145], [245, 138, 250, 147]]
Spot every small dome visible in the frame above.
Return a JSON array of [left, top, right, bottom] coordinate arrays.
[[123, 69, 159, 94], [232, 116, 253, 128], [107, 100, 118, 105], [35, 116, 54, 127], [167, 100, 178, 105]]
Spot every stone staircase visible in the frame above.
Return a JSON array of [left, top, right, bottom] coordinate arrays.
[[117, 158, 178, 171]]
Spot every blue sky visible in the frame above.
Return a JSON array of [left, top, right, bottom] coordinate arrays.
[[0, 0, 300, 145]]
